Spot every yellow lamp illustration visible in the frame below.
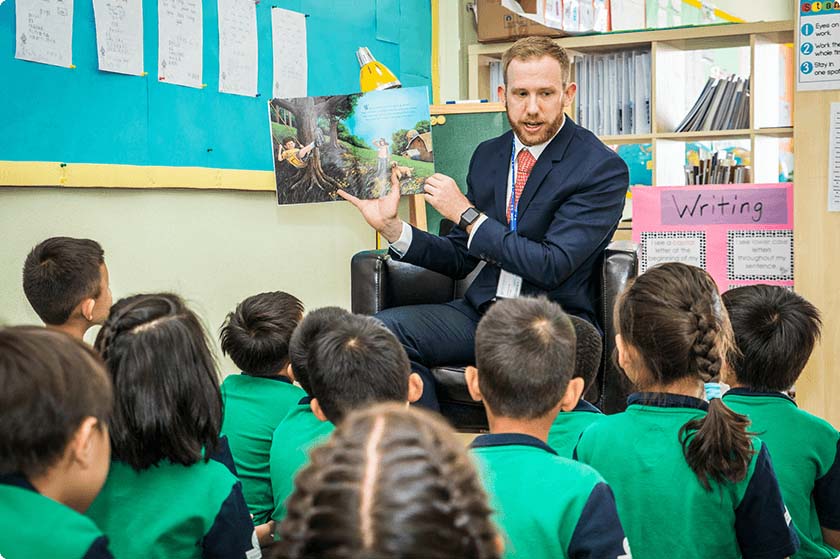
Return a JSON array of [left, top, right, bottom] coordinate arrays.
[[356, 47, 401, 92]]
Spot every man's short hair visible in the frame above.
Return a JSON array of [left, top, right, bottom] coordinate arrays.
[[475, 297, 576, 419], [0, 327, 112, 477], [307, 314, 411, 423], [220, 291, 304, 377], [288, 307, 352, 395], [501, 36, 571, 85], [569, 315, 602, 389], [722, 285, 822, 392], [22, 237, 105, 325]]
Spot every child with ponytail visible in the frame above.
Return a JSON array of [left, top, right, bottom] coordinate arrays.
[[575, 263, 800, 559]]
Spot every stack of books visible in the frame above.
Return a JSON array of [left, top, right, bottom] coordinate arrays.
[[675, 75, 750, 133], [684, 152, 751, 185]]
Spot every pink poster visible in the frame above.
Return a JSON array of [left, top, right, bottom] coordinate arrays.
[[632, 183, 794, 291]]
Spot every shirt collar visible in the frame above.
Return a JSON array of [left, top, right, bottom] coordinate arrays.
[[470, 433, 558, 455], [572, 399, 602, 413], [297, 396, 313, 405], [627, 392, 709, 411], [0, 473, 37, 492], [724, 387, 797, 405], [241, 372, 293, 384], [513, 115, 565, 162]]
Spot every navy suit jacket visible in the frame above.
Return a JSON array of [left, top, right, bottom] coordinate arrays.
[[395, 117, 629, 325]]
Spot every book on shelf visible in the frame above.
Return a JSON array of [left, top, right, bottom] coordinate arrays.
[[684, 151, 751, 185], [675, 75, 750, 133]]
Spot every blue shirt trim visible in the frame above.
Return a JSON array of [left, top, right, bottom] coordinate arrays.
[[470, 433, 558, 455], [0, 472, 36, 492], [627, 392, 709, 411], [573, 399, 602, 414], [724, 387, 797, 405], [297, 396, 312, 405], [239, 372, 293, 384]]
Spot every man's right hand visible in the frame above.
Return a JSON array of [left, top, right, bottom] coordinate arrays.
[[337, 167, 404, 242]]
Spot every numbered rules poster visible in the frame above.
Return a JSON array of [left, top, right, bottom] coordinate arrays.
[[632, 184, 794, 291], [797, 1, 840, 91]]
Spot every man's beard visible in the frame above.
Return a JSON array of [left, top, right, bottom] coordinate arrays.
[[507, 111, 565, 146]]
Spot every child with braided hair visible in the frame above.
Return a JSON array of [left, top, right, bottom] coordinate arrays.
[[273, 403, 501, 559], [575, 263, 800, 559]]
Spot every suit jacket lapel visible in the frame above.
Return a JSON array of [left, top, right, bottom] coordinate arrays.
[[493, 130, 515, 222], [516, 117, 577, 219]]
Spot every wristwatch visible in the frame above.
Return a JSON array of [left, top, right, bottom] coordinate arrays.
[[458, 207, 481, 230]]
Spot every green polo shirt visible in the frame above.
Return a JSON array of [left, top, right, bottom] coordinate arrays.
[[471, 433, 628, 559], [0, 474, 114, 559], [268, 397, 335, 524], [576, 392, 800, 559], [723, 388, 840, 559], [221, 373, 305, 525], [548, 399, 605, 458], [86, 459, 258, 559]]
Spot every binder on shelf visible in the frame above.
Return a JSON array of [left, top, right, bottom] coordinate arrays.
[[675, 75, 750, 133]]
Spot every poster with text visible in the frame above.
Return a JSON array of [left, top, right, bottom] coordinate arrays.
[[632, 183, 794, 291], [797, 1, 840, 91], [269, 86, 434, 205]]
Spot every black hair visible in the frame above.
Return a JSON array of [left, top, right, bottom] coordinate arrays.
[[0, 327, 112, 477], [475, 297, 576, 419], [722, 285, 822, 392], [569, 315, 602, 389], [617, 262, 754, 491], [275, 403, 500, 559], [220, 291, 304, 377], [288, 306, 351, 395], [94, 293, 222, 471], [22, 237, 105, 325], [307, 314, 411, 423]]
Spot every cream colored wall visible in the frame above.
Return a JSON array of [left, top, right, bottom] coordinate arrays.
[[714, 0, 793, 22], [0, 187, 398, 374]]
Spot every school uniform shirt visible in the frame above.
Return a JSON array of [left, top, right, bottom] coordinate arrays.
[[547, 399, 605, 458], [723, 388, 840, 559], [470, 433, 628, 559], [0, 473, 114, 559], [268, 396, 335, 524], [575, 393, 800, 559], [221, 373, 305, 525], [86, 459, 260, 559]]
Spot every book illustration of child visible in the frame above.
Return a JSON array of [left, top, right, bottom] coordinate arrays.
[[279, 137, 316, 169], [373, 138, 390, 177]]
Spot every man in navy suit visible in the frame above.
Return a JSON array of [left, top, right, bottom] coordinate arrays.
[[340, 37, 629, 409]]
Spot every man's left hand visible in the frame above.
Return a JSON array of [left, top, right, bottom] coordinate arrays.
[[423, 173, 472, 223]]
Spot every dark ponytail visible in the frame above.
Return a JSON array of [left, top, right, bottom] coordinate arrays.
[[616, 262, 755, 491]]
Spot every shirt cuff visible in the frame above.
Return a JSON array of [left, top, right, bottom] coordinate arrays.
[[467, 214, 489, 249], [388, 221, 412, 256]]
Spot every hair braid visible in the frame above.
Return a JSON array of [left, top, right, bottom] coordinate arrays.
[[689, 301, 721, 382]]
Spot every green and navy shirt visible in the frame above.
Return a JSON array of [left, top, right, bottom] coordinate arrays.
[[575, 393, 800, 559], [548, 399, 605, 458], [471, 433, 628, 559], [723, 388, 840, 559], [86, 457, 260, 559], [221, 373, 305, 524], [268, 396, 335, 524], [0, 473, 114, 559]]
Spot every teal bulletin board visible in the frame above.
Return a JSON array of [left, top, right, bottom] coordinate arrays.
[[0, 0, 431, 183]]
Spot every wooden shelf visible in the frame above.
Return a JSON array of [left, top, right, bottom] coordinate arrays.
[[599, 134, 654, 144], [754, 127, 794, 137], [656, 129, 753, 141]]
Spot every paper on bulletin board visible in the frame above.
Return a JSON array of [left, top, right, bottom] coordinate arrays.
[[158, 0, 203, 88], [271, 8, 307, 99], [15, 0, 74, 68], [632, 183, 794, 291], [93, 0, 144, 76], [828, 103, 840, 211], [797, 1, 840, 91], [217, 0, 258, 96]]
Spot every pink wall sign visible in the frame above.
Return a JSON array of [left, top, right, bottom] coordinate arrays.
[[632, 183, 794, 291]]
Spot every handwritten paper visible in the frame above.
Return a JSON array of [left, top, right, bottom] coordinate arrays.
[[15, 0, 75, 68], [271, 8, 307, 99], [217, 0, 258, 96], [828, 103, 840, 211], [158, 0, 203, 88], [93, 0, 144, 75]]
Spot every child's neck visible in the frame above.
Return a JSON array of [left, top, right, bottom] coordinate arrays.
[[644, 376, 705, 399], [47, 320, 91, 342], [486, 414, 553, 443]]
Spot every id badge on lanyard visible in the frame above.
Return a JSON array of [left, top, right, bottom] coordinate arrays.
[[496, 141, 523, 299]]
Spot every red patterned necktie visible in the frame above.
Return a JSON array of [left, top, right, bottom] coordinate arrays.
[[507, 148, 537, 223]]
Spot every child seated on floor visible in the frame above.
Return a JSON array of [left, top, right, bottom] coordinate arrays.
[[722, 284, 840, 558], [547, 315, 605, 457], [268, 311, 423, 528], [0, 327, 115, 559], [22, 237, 112, 341], [219, 291, 306, 525], [466, 297, 628, 559], [88, 293, 263, 559], [274, 403, 501, 559]]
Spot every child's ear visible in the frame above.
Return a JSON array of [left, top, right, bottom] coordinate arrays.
[[407, 373, 424, 404], [464, 366, 483, 402], [559, 377, 585, 412], [615, 334, 636, 380], [70, 417, 102, 469], [79, 298, 96, 323], [310, 399, 329, 422], [283, 363, 295, 382]]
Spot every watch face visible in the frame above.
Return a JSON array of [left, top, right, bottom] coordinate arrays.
[[462, 207, 480, 223]]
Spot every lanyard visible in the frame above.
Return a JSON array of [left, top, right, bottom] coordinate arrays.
[[508, 141, 519, 232]]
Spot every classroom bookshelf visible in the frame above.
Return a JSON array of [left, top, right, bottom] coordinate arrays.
[[467, 20, 795, 187]]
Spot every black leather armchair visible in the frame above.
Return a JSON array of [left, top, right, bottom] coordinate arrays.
[[351, 240, 638, 431]]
